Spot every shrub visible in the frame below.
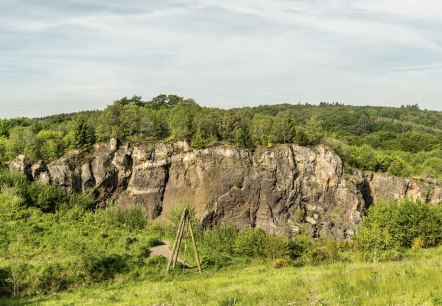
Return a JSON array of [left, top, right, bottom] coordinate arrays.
[[32, 263, 69, 294], [96, 202, 149, 230], [273, 256, 292, 269], [203, 224, 238, 256], [0, 170, 29, 198], [27, 182, 67, 212], [264, 234, 290, 262], [97, 203, 126, 227], [0, 192, 26, 221], [6, 262, 31, 296], [356, 199, 442, 259], [285, 234, 312, 260], [387, 156, 410, 177], [201, 224, 239, 269], [67, 192, 95, 211], [140, 255, 167, 276], [234, 228, 267, 258], [301, 239, 341, 265], [306, 245, 335, 265], [125, 204, 148, 230], [411, 236, 425, 250]]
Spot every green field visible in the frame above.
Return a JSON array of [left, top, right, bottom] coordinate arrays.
[[2, 246, 441, 306]]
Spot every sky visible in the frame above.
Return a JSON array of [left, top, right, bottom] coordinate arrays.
[[1, 0, 442, 118]]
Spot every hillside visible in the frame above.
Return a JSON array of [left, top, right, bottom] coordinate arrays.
[[1, 95, 441, 182], [1, 97, 441, 302]]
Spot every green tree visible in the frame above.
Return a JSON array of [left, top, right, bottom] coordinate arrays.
[[388, 156, 410, 177], [193, 110, 221, 139], [250, 114, 274, 146], [272, 113, 294, 144], [233, 126, 251, 148], [352, 145, 379, 171], [219, 112, 242, 142], [168, 99, 200, 141], [357, 199, 442, 258], [304, 113, 324, 145], [70, 116, 94, 150], [146, 94, 183, 109], [36, 130, 65, 161], [6, 126, 39, 160]]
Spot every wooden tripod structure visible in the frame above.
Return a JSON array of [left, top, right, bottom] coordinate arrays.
[[165, 208, 202, 274]]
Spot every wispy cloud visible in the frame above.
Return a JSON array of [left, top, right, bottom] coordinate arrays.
[[1, 0, 442, 117]]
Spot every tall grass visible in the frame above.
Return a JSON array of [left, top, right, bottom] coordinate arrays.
[[2, 246, 441, 305]]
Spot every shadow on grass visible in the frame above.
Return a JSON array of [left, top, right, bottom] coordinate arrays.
[[0, 296, 55, 306]]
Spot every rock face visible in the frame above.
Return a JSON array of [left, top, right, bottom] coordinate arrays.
[[10, 140, 442, 239]]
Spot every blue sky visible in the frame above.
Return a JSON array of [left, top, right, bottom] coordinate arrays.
[[1, 0, 442, 117]]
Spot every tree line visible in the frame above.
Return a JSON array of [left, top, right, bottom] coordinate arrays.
[[0, 94, 441, 181]]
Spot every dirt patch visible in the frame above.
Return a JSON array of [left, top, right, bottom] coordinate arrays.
[[150, 241, 191, 267]]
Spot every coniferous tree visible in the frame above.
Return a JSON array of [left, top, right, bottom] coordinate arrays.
[[70, 116, 93, 150]]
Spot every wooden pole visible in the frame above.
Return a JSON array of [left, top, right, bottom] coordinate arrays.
[[188, 219, 202, 274], [166, 209, 187, 274], [172, 209, 188, 268], [165, 208, 202, 275]]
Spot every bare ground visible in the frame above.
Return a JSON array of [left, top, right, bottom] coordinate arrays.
[[149, 241, 192, 267]]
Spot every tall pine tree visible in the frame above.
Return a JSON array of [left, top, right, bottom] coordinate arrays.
[[70, 116, 93, 150]]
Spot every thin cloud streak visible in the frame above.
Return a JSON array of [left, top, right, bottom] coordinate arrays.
[[1, 0, 442, 118]]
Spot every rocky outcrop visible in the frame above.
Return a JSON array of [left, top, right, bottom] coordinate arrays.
[[9, 140, 442, 240]]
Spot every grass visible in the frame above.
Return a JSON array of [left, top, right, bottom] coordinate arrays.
[[2, 246, 442, 306]]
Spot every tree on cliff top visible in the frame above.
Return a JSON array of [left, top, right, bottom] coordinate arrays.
[[70, 116, 94, 150]]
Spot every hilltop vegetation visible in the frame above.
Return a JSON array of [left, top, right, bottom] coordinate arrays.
[[0, 95, 441, 181]]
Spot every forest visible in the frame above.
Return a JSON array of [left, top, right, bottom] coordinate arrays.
[[1, 94, 441, 182]]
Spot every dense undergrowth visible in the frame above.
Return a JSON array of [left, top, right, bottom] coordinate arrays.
[[0, 170, 441, 300], [1, 95, 441, 182]]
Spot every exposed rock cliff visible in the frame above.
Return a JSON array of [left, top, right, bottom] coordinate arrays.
[[9, 140, 442, 239]]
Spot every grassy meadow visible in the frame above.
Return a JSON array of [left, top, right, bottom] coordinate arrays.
[[2, 246, 442, 305]]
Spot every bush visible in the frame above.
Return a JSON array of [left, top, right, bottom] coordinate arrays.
[[306, 245, 337, 265], [125, 205, 148, 230], [67, 192, 95, 211], [201, 224, 239, 269], [356, 199, 442, 259], [234, 228, 267, 258], [286, 234, 312, 260], [0, 170, 29, 199], [96, 203, 148, 230], [203, 224, 238, 256], [0, 192, 26, 221], [301, 240, 341, 265], [264, 234, 290, 262], [139, 255, 167, 276], [273, 256, 292, 268], [32, 263, 69, 294], [27, 183, 67, 212]]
